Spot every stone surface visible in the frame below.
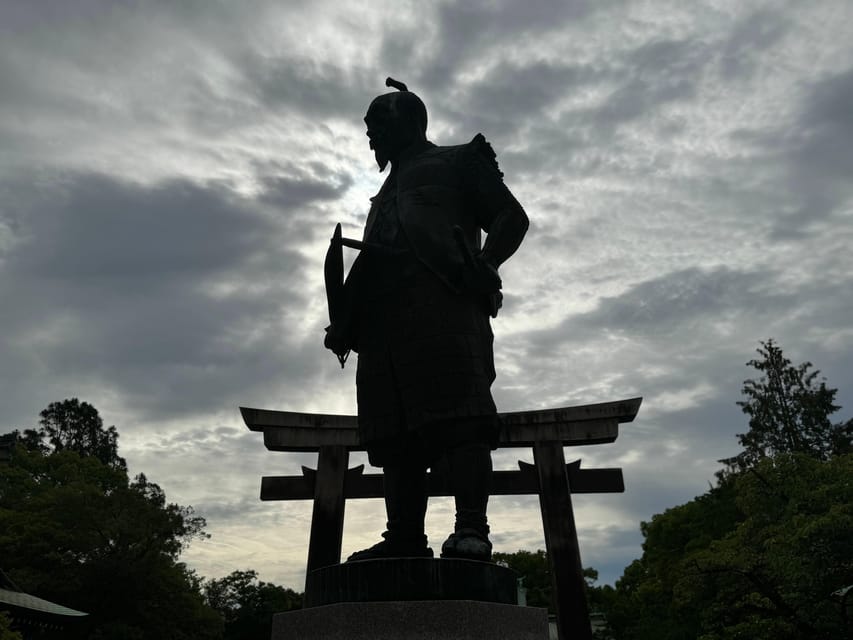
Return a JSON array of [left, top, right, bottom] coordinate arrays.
[[304, 558, 518, 608], [271, 600, 548, 640]]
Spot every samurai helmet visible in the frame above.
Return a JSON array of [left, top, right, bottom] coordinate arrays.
[[364, 77, 428, 171]]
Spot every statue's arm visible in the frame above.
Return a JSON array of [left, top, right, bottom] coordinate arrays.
[[465, 133, 529, 270], [455, 134, 529, 317], [479, 201, 529, 271]]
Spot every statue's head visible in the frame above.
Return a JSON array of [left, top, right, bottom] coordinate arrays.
[[364, 77, 428, 172]]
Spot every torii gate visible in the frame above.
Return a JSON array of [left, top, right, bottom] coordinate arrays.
[[243, 397, 641, 640]]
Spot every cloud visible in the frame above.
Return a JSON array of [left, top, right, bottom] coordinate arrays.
[[717, 7, 791, 79], [725, 65, 853, 238], [584, 38, 706, 129], [518, 266, 783, 369], [0, 171, 341, 425], [380, 0, 599, 91], [240, 55, 373, 122], [7, 176, 277, 278], [259, 171, 354, 210], [786, 66, 853, 210]]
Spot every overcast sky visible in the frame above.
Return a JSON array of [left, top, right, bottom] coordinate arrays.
[[2, 0, 852, 589]]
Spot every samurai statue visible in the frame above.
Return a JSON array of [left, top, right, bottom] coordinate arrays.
[[324, 77, 528, 562]]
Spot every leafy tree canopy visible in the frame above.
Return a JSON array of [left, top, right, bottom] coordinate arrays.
[[720, 339, 852, 473], [605, 341, 852, 640], [493, 549, 604, 612], [204, 569, 302, 640], [20, 398, 127, 470], [0, 613, 22, 640], [493, 549, 552, 610], [0, 400, 221, 640], [682, 453, 853, 640]]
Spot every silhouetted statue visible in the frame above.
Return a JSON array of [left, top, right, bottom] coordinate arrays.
[[324, 77, 528, 562]]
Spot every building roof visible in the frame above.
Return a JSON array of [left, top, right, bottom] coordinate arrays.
[[0, 588, 88, 618]]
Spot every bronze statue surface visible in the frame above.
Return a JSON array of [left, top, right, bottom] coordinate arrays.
[[324, 77, 528, 562]]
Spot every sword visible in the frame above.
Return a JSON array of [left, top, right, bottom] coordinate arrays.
[[324, 225, 400, 368], [324, 223, 349, 368]]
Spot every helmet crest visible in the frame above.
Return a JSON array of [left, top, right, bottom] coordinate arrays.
[[385, 77, 408, 92]]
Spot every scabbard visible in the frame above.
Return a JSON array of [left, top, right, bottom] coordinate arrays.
[[324, 223, 344, 326]]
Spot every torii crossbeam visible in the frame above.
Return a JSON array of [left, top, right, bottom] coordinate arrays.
[[243, 396, 641, 640]]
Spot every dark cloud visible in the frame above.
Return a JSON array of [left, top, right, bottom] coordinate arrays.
[[437, 59, 601, 147], [241, 55, 373, 121], [5, 175, 276, 278], [718, 8, 790, 79], [790, 67, 853, 189], [419, 0, 598, 87], [259, 171, 353, 210], [726, 65, 853, 238], [0, 171, 335, 424], [588, 39, 704, 128], [432, 37, 706, 178], [526, 266, 779, 352]]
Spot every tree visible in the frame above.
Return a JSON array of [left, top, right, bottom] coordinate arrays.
[[607, 456, 853, 640], [606, 481, 742, 640], [720, 340, 852, 473], [604, 342, 853, 640], [204, 570, 302, 640], [493, 549, 552, 610], [680, 453, 853, 640], [34, 398, 126, 469], [492, 549, 605, 615], [0, 613, 22, 640], [0, 401, 221, 640]]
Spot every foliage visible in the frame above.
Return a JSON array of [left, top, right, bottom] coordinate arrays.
[[687, 453, 853, 639], [0, 400, 221, 640], [0, 613, 22, 640], [26, 398, 127, 469], [606, 481, 742, 640], [605, 342, 853, 640], [494, 549, 552, 610], [720, 339, 852, 473], [610, 456, 853, 639], [493, 548, 608, 618], [204, 569, 302, 640]]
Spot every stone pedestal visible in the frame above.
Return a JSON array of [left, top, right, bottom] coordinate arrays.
[[304, 558, 518, 607], [271, 600, 549, 640], [272, 559, 546, 639]]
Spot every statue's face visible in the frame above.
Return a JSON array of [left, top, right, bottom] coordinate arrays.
[[364, 96, 415, 172]]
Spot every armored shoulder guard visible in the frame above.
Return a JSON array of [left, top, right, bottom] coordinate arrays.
[[467, 133, 504, 179]]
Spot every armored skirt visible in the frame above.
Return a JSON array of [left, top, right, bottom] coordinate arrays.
[[354, 256, 499, 467]]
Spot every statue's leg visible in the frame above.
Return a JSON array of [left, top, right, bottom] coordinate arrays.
[[440, 440, 494, 561], [347, 458, 433, 561], [384, 462, 430, 542]]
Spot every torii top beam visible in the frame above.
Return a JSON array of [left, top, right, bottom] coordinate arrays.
[[241, 397, 642, 451]]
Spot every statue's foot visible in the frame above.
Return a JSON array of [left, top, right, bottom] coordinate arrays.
[[440, 528, 493, 561], [347, 533, 433, 562]]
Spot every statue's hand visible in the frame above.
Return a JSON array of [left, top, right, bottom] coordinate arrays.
[[324, 324, 350, 357], [453, 225, 503, 317], [462, 255, 503, 318], [453, 225, 501, 294], [465, 254, 502, 295]]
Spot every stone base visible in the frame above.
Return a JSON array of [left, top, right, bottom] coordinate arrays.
[[304, 558, 518, 607], [271, 600, 549, 640]]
